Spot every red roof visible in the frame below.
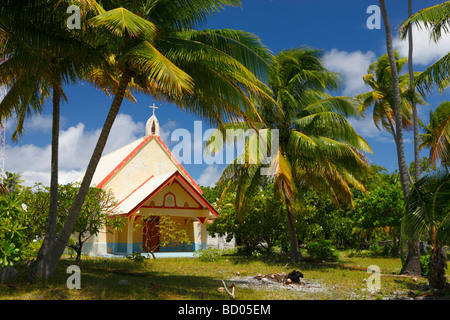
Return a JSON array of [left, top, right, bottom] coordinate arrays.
[[96, 134, 202, 194]]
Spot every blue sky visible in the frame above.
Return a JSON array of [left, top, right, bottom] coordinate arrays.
[[4, 0, 450, 187]]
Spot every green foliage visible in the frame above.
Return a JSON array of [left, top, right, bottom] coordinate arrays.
[[126, 251, 148, 262], [419, 102, 450, 167], [306, 239, 340, 262], [0, 240, 20, 267], [420, 254, 431, 277], [134, 215, 190, 254], [157, 216, 190, 248], [2, 172, 24, 194], [0, 194, 27, 266], [194, 248, 222, 262], [368, 244, 392, 257], [19, 182, 127, 260], [20, 240, 43, 262], [207, 182, 288, 254], [207, 163, 411, 255], [293, 189, 359, 248]]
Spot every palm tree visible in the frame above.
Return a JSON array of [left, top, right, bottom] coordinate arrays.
[[207, 47, 372, 261], [379, 0, 422, 275], [0, 0, 107, 262], [399, 1, 450, 95], [356, 52, 426, 144], [378, 0, 412, 200], [356, 53, 427, 184], [2, 172, 23, 194], [402, 171, 450, 290], [407, 0, 422, 183], [420, 101, 450, 168], [29, 0, 274, 280]]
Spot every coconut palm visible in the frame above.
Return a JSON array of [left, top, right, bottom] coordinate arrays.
[[407, 0, 422, 183], [0, 0, 109, 263], [420, 101, 450, 168], [207, 47, 372, 261], [2, 172, 24, 194], [378, 0, 413, 204], [402, 171, 450, 290], [399, 1, 450, 95], [29, 0, 274, 280], [356, 52, 425, 142]]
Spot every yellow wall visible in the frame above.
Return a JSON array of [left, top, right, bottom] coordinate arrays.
[[103, 138, 178, 201]]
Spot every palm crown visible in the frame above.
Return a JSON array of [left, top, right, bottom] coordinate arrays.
[[356, 52, 426, 140], [212, 47, 372, 211], [205, 47, 373, 262]]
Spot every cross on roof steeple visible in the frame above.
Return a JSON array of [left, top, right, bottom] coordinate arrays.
[[149, 103, 158, 116], [145, 103, 160, 136]]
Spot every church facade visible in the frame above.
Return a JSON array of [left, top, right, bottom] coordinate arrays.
[[79, 106, 219, 257]]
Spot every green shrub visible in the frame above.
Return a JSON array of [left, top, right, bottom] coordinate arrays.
[[369, 244, 382, 256], [420, 254, 430, 277], [368, 244, 393, 257], [126, 251, 147, 262], [0, 194, 27, 266], [306, 239, 340, 262], [194, 248, 222, 262]]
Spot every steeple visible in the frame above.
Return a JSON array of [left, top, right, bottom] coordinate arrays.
[[145, 103, 160, 136]]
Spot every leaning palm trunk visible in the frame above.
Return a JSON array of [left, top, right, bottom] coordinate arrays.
[[408, 0, 421, 182], [405, 0, 422, 276], [29, 69, 133, 281], [380, 0, 420, 275], [379, 0, 411, 199]]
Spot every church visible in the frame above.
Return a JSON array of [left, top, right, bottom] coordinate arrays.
[[79, 105, 220, 257]]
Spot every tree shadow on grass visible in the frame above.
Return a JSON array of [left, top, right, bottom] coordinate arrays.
[[3, 259, 232, 300]]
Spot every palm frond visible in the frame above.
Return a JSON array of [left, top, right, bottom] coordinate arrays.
[[398, 1, 450, 42], [89, 7, 156, 39]]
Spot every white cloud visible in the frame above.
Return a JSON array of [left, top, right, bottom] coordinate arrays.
[[393, 24, 450, 66], [348, 115, 394, 143], [323, 49, 377, 96], [196, 165, 223, 187], [5, 113, 144, 186]]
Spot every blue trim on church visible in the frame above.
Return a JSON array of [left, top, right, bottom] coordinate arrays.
[[104, 242, 203, 254]]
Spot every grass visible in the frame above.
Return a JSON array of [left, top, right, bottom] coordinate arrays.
[[1, 251, 449, 300]]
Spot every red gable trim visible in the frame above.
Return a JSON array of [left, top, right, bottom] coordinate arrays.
[[155, 135, 203, 194], [126, 171, 219, 218], [111, 175, 154, 214], [96, 134, 203, 195], [97, 135, 153, 189]]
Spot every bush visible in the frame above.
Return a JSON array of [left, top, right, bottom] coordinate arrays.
[[126, 252, 147, 262], [306, 239, 340, 262], [0, 194, 27, 266], [369, 243, 393, 257], [420, 254, 430, 277], [194, 248, 222, 262]]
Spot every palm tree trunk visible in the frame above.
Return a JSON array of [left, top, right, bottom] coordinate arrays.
[[379, 0, 411, 201], [402, 0, 423, 277], [28, 68, 133, 281], [286, 206, 302, 262], [36, 84, 60, 260], [408, 0, 421, 182], [380, 0, 421, 276], [401, 235, 422, 275], [429, 246, 447, 290]]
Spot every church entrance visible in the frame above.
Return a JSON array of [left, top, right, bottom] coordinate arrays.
[[142, 217, 160, 252]]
